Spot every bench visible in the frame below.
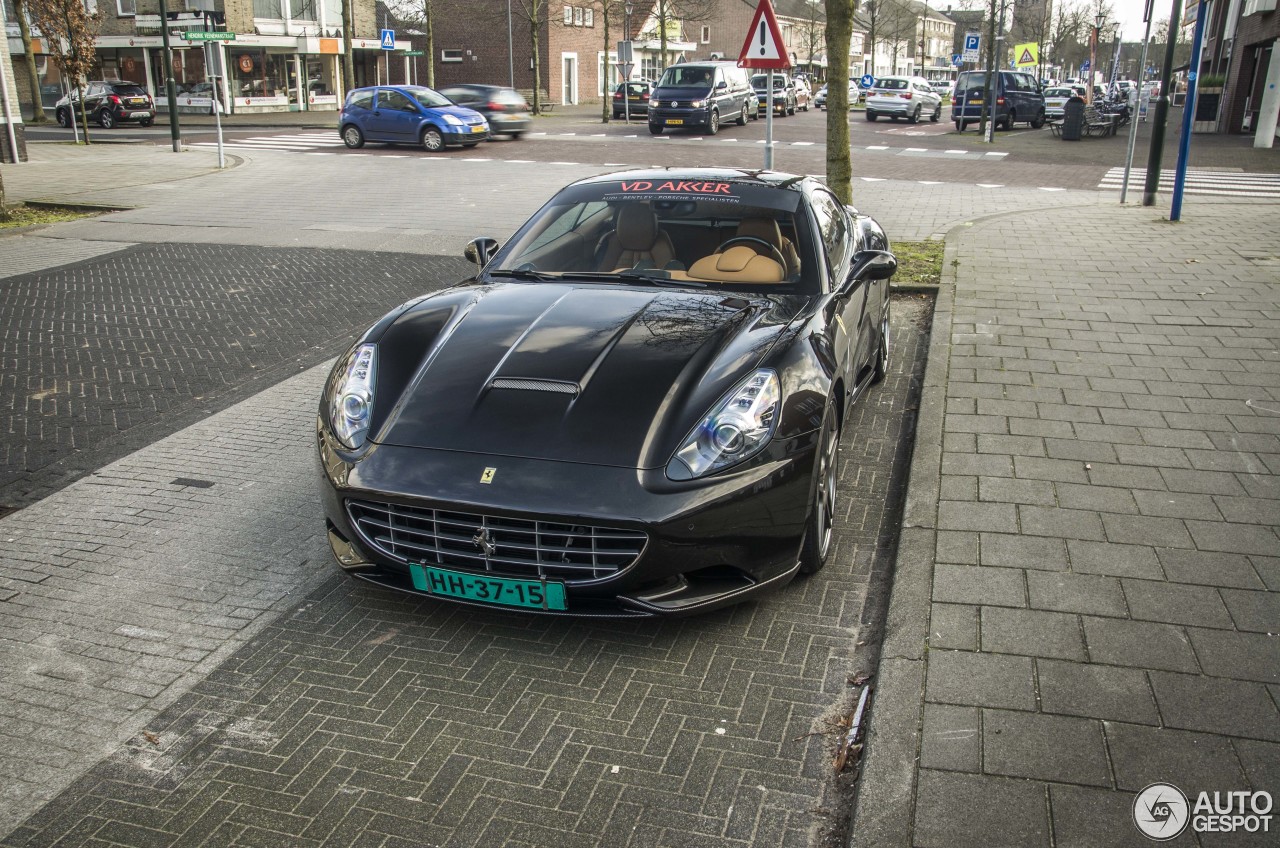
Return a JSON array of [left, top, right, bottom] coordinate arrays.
[[1048, 104, 1118, 138], [536, 102, 557, 115]]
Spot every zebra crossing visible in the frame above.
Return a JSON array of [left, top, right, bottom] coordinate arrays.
[[1098, 166, 1280, 199], [188, 132, 346, 152]]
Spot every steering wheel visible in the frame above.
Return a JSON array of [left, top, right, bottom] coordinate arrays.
[[714, 236, 787, 270]]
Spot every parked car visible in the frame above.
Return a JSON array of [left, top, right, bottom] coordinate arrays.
[[608, 80, 655, 119], [339, 85, 488, 152], [438, 84, 532, 139], [55, 80, 155, 129], [648, 62, 755, 135], [814, 81, 860, 109], [317, 167, 895, 617], [929, 80, 954, 99], [1042, 85, 1077, 120], [865, 75, 943, 123], [952, 69, 1046, 130], [751, 72, 805, 116]]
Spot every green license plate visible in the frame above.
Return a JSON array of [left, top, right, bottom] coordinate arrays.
[[409, 564, 567, 610]]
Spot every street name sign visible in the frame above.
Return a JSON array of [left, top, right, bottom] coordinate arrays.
[[183, 31, 235, 41], [737, 0, 790, 69]]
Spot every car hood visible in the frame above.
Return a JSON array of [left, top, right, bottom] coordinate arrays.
[[372, 282, 800, 468], [426, 104, 485, 122]]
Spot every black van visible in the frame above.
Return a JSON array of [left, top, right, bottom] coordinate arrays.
[[952, 70, 1046, 131], [648, 62, 755, 135]]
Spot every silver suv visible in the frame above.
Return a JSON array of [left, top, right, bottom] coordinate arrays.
[[864, 75, 943, 124]]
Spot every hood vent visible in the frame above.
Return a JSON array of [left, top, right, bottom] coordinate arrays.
[[491, 377, 579, 395]]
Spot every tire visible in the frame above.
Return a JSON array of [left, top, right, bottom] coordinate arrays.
[[866, 111, 877, 122], [954, 119, 962, 130], [98, 109, 115, 129], [1030, 108, 1046, 129], [648, 122, 663, 135], [908, 106, 921, 124], [509, 132, 524, 140], [930, 105, 941, 122], [342, 124, 365, 149], [737, 103, 749, 126], [873, 298, 891, 384], [57, 108, 70, 128], [786, 99, 795, 115], [139, 117, 154, 128], [421, 126, 445, 152], [707, 108, 719, 135], [798, 405, 839, 575], [999, 112, 1013, 131]]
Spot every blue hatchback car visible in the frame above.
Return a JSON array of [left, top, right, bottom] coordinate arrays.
[[340, 85, 489, 152]]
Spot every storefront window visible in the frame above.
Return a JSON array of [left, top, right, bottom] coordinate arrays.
[[100, 48, 147, 85], [230, 49, 289, 103]]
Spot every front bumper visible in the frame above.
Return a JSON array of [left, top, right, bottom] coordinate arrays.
[[648, 106, 712, 129], [444, 126, 489, 145], [317, 424, 816, 617]]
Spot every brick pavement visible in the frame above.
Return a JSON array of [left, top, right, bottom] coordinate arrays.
[[851, 200, 1280, 847], [0, 244, 470, 510], [0, 295, 931, 847]]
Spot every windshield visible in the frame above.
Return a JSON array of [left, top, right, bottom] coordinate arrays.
[[876, 78, 909, 90], [658, 66, 715, 88], [491, 179, 815, 292], [405, 86, 453, 108], [751, 75, 788, 89]]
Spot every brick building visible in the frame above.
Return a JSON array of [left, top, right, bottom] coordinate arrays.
[[2, 0, 395, 118], [1217, 0, 1279, 143]]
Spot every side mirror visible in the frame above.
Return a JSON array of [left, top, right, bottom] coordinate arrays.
[[716, 80, 727, 89], [847, 250, 897, 284], [465, 237, 500, 267]]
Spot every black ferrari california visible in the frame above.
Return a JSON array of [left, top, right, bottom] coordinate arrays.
[[317, 168, 895, 617]]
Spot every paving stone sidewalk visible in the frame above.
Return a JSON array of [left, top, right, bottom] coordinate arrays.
[[851, 201, 1280, 847]]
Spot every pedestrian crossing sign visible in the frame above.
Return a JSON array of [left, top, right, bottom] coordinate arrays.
[[380, 29, 395, 50], [1014, 42, 1038, 68]]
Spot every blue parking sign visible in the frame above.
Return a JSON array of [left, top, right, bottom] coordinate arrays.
[[380, 28, 395, 50], [964, 33, 980, 52]]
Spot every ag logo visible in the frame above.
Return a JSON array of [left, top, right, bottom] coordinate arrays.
[[1133, 783, 1190, 840]]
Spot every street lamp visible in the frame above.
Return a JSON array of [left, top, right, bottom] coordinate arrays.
[[1088, 12, 1104, 104], [623, 1, 634, 123]]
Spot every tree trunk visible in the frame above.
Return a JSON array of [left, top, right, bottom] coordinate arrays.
[[531, 4, 542, 113], [426, 0, 435, 88], [658, 0, 668, 74], [14, 0, 48, 123], [824, 0, 854, 204], [0, 168, 9, 222], [342, 0, 356, 96]]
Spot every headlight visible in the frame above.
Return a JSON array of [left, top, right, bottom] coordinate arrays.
[[668, 370, 780, 481], [328, 344, 377, 450], [691, 99, 707, 109], [442, 113, 463, 126]]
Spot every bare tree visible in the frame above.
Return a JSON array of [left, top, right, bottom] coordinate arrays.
[[12, 0, 48, 123], [649, 0, 715, 74], [794, 0, 826, 77], [391, 0, 454, 87], [824, 0, 855, 203], [512, 0, 551, 112], [28, 0, 101, 143]]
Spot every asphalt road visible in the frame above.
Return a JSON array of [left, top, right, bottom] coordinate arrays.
[[23, 106, 1113, 191]]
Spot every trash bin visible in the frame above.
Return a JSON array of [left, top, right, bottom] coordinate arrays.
[[1061, 99, 1084, 140]]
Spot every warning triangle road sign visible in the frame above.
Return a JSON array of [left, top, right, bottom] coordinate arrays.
[[1014, 42, 1038, 67], [737, 0, 791, 70], [1019, 48, 1034, 64]]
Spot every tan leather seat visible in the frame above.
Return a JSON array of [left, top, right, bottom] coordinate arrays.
[[598, 204, 676, 270], [685, 245, 785, 284], [735, 217, 801, 278]]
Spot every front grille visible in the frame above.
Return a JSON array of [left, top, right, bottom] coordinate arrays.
[[346, 499, 647, 582]]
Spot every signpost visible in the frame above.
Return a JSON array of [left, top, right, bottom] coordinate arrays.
[[736, 0, 790, 169], [182, 30, 235, 41]]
